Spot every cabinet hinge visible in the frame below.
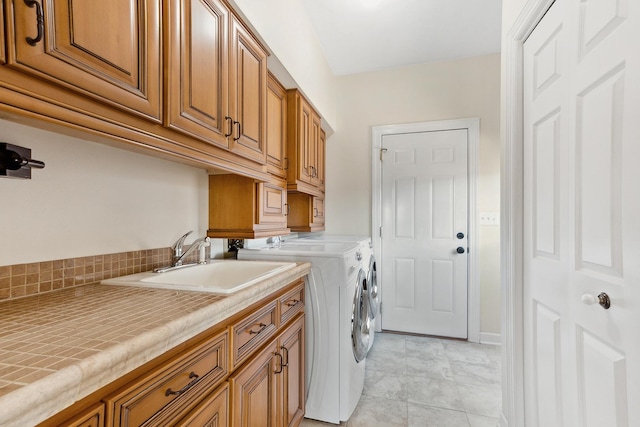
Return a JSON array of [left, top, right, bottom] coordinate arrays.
[[379, 148, 388, 161]]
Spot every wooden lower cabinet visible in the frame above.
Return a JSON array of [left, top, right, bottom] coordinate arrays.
[[39, 279, 305, 427], [230, 314, 305, 427]]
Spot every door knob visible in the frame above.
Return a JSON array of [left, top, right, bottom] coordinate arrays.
[[581, 292, 611, 309], [456, 247, 465, 254], [456, 232, 464, 239]]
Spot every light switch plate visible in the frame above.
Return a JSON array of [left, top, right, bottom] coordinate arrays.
[[480, 212, 500, 226]]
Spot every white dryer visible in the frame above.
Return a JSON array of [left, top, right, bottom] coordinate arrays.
[[238, 241, 369, 424], [293, 235, 380, 351]]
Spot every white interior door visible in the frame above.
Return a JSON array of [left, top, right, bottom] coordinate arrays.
[[523, 0, 640, 425], [380, 129, 468, 338]]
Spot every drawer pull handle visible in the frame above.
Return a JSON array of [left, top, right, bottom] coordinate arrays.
[[165, 371, 200, 396], [24, 0, 44, 46], [285, 299, 299, 307], [275, 352, 284, 374], [281, 345, 289, 367], [247, 322, 267, 335]]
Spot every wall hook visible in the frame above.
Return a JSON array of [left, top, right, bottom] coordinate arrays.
[[0, 142, 45, 179]]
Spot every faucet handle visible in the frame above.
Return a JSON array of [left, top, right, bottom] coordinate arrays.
[[172, 230, 194, 256]]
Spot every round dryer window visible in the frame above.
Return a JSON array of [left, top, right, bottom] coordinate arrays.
[[366, 256, 379, 319], [351, 269, 370, 362]]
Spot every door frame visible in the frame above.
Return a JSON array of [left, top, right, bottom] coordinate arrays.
[[371, 118, 480, 343], [502, 1, 556, 426]]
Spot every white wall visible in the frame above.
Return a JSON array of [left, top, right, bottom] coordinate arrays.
[[326, 54, 502, 334], [0, 118, 222, 266]]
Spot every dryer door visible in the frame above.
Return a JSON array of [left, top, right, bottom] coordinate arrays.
[[366, 256, 379, 319], [351, 269, 370, 362]]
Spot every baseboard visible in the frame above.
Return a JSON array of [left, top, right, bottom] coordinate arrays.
[[480, 332, 501, 346]]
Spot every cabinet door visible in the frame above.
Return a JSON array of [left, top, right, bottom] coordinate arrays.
[[258, 179, 288, 229], [6, 0, 161, 121], [230, 342, 278, 427], [0, 1, 5, 63], [309, 112, 321, 187], [165, 0, 229, 148], [297, 98, 313, 185], [278, 315, 305, 427], [312, 197, 325, 227], [175, 383, 228, 427], [266, 72, 287, 178], [317, 129, 326, 192], [229, 15, 267, 164]]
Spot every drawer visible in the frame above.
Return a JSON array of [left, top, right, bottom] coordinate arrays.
[[230, 300, 277, 369], [279, 281, 304, 325], [58, 402, 104, 427], [104, 330, 228, 427], [174, 382, 228, 427]]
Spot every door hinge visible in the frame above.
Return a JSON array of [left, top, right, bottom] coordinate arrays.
[[379, 226, 383, 237], [379, 148, 388, 161], [379, 301, 382, 314]]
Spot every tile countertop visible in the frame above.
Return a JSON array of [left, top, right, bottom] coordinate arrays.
[[0, 261, 311, 427]]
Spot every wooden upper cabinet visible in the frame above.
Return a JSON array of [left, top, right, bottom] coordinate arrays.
[[165, 0, 230, 149], [266, 72, 287, 178], [208, 174, 290, 239], [286, 89, 324, 196], [229, 15, 268, 164], [5, 0, 161, 121]]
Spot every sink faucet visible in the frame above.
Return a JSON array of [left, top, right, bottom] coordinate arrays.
[[172, 230, 193, 266], [171, 231, 211, 267]]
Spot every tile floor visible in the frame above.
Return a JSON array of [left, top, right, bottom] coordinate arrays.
[[301, 332, 502, 427]]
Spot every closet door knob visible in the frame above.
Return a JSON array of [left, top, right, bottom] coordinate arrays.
[[581, 292, 611, 309], [456, 247, 465, 254]]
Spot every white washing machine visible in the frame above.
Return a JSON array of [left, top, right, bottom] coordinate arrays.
[[238, 241, 369, 424], [293, 235, 380, 351]]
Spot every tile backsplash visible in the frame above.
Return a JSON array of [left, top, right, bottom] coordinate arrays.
[[0, 246, 210, 301]]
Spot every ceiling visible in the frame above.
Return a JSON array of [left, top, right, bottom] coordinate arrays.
[[299, 0, 503, 76]]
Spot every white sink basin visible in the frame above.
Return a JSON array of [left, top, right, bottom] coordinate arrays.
[[101, 260, 297, 294]]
